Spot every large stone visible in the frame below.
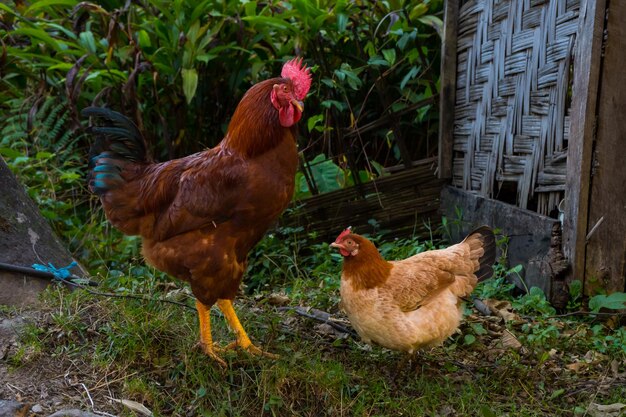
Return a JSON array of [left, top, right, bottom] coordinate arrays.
[[0, 157, 86, 306]]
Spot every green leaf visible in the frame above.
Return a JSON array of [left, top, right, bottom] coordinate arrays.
[[337, 13, 348, 33], [0, 3, 17, 16], [306, 154, 344, 194], [307, 114, 324, 132], [241, 16, 295, 33], [463, 334, 476, 345], [182, 68, 198, 104], [196, 53, 217, 64], [12, 28, 62, 52], [25, 0, 78, 15], [418, 15, 444, 37], [382, 48, 396, 66], [137, 30, 152, 48], [589, 293, 626, 313], [321, 100, 347, 112], [244, 1, 258, 16], [60, 172, 81, 181], [36, 151, 54, 160], [79, 31, 97, 54], [409, 4, 429, 21], [367, 57, 389, 67], [400, 66, 419, 90], [0, 148, 23, 159]]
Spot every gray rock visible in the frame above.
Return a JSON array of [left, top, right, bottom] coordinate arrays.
[[31, 404, 43, 413], [0, 399, 30, 417]]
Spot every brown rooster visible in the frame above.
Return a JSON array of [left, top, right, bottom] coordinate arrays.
[[82, 58, 311, 366], [330, 227, 496, 353]]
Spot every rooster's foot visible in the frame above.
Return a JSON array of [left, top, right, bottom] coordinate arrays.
[[196, 341, 227, 367], [224, 340, 279, 359]]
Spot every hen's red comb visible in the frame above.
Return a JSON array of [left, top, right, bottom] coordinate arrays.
[[281, 57, 311, 101], [335, 226, 353, 243]]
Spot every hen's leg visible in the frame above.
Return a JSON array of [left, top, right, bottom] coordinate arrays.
[[195, 300, 227, 367], [216, 299, 278, 359]]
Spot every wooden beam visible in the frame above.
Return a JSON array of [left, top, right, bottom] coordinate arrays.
[[584, 1, 626, 293], [563, 0, 606, 285], [441, 186, 560, 297], [438, 0, 459, 179]]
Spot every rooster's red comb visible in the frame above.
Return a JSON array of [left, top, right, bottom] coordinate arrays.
[[335, 227, 353, 243], [281, 57, 312, 101]]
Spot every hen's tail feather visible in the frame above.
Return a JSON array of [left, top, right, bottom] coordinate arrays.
[[82, 107, 148, 195], [463, 226, 497, 282]]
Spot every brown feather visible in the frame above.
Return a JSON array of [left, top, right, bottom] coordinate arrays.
[[90, 77, 300, 306]]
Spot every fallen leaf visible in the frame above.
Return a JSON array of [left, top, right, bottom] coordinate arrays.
[[500, 329, 522, 351], [565, 362, 587, 372], [585, 350, 609, 364], [267, 293, 290, 306], [107, 397, 152, 416], [483, 299, 522, 322]]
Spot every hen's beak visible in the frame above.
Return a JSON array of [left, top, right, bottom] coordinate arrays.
[[292, 99, 304, 112], [330, 242, 343, 250]]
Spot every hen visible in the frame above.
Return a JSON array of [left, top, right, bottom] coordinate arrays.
[[330, 227, 496, 353], [82, 58, 311, 366]]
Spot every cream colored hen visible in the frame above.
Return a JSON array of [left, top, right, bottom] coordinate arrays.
[[330, 227, 496, 353]]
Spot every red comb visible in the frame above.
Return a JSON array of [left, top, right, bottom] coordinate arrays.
[[281, 57, 311, 101], [335, 226, 352, 242]]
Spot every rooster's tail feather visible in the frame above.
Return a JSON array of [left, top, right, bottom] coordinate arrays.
[[462, 226, 496, 282], [82, 107, 148, 195]]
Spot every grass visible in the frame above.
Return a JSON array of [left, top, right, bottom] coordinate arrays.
[[4, 248, 626, 417], [0, 181, 624, 417]]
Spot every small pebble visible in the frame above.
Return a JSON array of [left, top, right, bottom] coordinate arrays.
[[32, 404, 44, 413]]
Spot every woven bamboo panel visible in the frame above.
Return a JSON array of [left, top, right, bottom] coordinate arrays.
[[452, 0, 579, 215]]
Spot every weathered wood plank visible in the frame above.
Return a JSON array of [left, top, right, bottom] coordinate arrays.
[[281, 158, 444, 242], [440, 186, 561, 297], [438, 0, 459, 179], [562, 0, 606, 286], [584, 1, 626, 293]]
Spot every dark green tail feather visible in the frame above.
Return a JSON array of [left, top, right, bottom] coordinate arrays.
[[82, 107, 148, 195]]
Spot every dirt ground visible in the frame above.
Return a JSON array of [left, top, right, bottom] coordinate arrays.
[[1, 310, 119, 417]]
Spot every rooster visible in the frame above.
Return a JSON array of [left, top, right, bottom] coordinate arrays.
[[330, 227, 496, 353], [82, 58, 312, 366]]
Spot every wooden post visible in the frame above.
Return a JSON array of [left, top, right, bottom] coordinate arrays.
[[563, 0, 606, 285], [438, 0, 459, 179], [584, 1, 626, 293]]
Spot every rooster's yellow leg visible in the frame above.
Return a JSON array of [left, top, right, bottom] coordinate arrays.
[[216, 299, 278, 359], [195, 300, 227, 367]]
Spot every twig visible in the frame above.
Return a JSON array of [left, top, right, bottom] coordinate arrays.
[[81, 383, 95, 409], [524, 310, 626, 319], [81, 383, 117, 417], [5, 382, 26, 394], [58, 279, 196, 311], [585, 216, 604, 242], [278, 306, 358, 338]]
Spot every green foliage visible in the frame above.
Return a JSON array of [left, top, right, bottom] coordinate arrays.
[[513, 287, 557, 316], [591, 325, 626, 355], [588, 292, 626, 313], [568, 279, 583, 310], [1, 0, 443, 167]]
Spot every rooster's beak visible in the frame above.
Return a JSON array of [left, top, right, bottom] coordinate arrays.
[[292, 99, 304, 112]]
